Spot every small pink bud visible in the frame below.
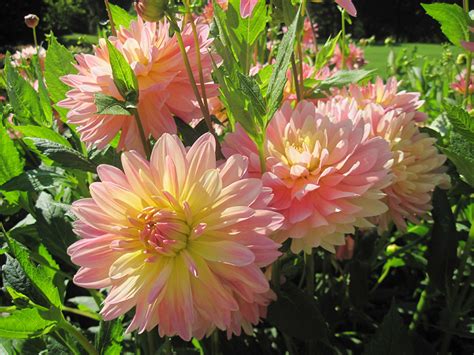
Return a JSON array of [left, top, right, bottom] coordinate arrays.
[[24, 14, 39, 29]]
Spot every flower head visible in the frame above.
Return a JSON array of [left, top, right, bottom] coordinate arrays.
[[331, 43, 366, 70], [340, 77, 427, 122], [59, 17, 218, 154], [360, 104, 450, 231], [135, 0, 168, 22], [68, 133, 283, 340], [224, 100, 392, 254], [335, 0, 357, 17], [451, 69, 474, 95], [24, 14, 39, 28], [240, 0, 258, 18]]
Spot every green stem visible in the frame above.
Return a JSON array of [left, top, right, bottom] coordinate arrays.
[[211, 330, 220, 355], [59, 319, 99, 355], [290, 54, 302, 102], [32, 28, 38, 49], [340, 10, 346, 70], [104, 0, 117, 36], [62, 306, 101, 321], [297, 40, 305, 101], [168, 15, 223, 157], [131, 108, 151, 159], [257, 139, 267, 173], [464, 0, 472, 106], [408, 285, 429, 333]]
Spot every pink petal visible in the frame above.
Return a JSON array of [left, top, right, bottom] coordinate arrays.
[[240, 0, 258, 19], [335, 0, 357, 17]]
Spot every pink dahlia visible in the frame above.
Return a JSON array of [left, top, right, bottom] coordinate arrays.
[[340, 77, 428, 122], [451, 69, 474, 96], [331, 43, 366, 70], [335, 0, 357, 17], [68, 133, 283, 340], [59, 17, 218, 154], [360, 104, 450, 231], [202, 0, 228, 23], [223, 100, 392, 254]]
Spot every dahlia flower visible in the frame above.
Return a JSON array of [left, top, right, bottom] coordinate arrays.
[[341, 77, 428, 122], [331, 43, 366, 70], [223, 100, 393, 254], [240, 0, 258, 18], [335, 0, 357, 17], [68, 133, 284, 340], [360, 104, 450, 231], [59, 17, 218, 154], [202, 0, 228, 23], [11, 45, 46, 71], [451, 69, 474, 96], [284, 63, 331, 104]]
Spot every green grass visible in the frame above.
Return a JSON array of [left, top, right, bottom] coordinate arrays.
[[364, 43, 461, 78]]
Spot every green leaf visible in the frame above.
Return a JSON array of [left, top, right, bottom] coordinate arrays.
[[443, 132, 474, 186], [426, 188, 458, 292], [95, 93, 133, 115], [34, 192, 77, 266], [266, 7, 300, 121], [4, 55, 48, 126], [363, 302, 414, 355], [318, 69, 375, 90], [315, 33, 341, 70], [1, 168, 65, 192], [14, 125, 71, 147], [106, 39, 139, 103], [422, 3, 470, 48], [267, 282, 329, 343], [175, 118, 208, 147], [2, 255, 40, 303], [0, 122, 24, 185], [0, 308, 57, 339], [445, 105, 474, 141], [237, 72, 266, 119], [32, 55, 54, 127], [4, 234, 61, 307], [44, 33, 76, 120], [29, 138, 97, 172], [95, 318, 123, 355], [109, 3, 136, 30]]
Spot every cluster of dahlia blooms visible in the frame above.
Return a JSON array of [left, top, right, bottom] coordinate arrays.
[[63, 6, 449, 341], [331, 43, 367, 70], [59, 17, 218, 154]]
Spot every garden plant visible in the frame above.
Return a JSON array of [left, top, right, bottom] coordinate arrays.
[[0, 0, 473, 354]]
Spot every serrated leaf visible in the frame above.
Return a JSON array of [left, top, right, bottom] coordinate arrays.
[[175, 118, 208, 147], [0, 308, 57, 339], [363, 302, 414, 355], [0, 122, 24, 185], [109, 3, 136, 30], [14, 125, 71, 147], [315, 33, 341, 70], [4, 234, 61, 308], [34, 192, 77, 266], [443, 132, 474, 186], [1, 168, 65, 192], [318, 69, 375, 90], [445, 105, 474, 141], [237, 72, 266, 119], [29, 138, 97, 172], [422, 3, 470, 48], [267, 282, 329, 342], [4, 55, 47, 126], [32, 55, 53, 127], [95, 93, 133, 115], [44, 33, 76, 120], [266, 7, 300, 121], [106, 39, 139, 103], [2, 255, 38, 301]]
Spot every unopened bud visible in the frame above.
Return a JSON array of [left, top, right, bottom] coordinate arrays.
[[134, 0, 168, 22], [24, 14, 39, 29]]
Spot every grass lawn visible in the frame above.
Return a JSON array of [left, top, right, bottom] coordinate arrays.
[[364, 43, 461, 78]]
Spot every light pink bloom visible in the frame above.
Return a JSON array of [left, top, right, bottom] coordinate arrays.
[[285, 63, 332, 104], [335, 235, 355, 260], [11, 45, 46, 73], [335, 0, 357, 17], [360, 104, 450, 231], [68, 133, 283, 340], [59, 17, 218, 154], [451, 69, 474, 95], [340, 77, 428, 122], [461, 26, 474, 51], [224, 100, 392, 254], [240, 0, 258, 18], [202, 0, 228, 23], [331, 43, 366, 70]]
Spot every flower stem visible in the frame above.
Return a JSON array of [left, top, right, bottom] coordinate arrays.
[[305, 251, 315, 296], [32, 28, 38, 49], [464, 0, 472, 106], [168, 15, 222, 157], [290, 54, 302, 102], [104, 0, 117, 36], [297, 40, 305, 101], [131, 108, 151, 158], [59, 318, 99, 355], [340, 10, 346, 70], [62, 306, 101, 321], [211, 330, 220, 355], [408, 284, 430, 333]]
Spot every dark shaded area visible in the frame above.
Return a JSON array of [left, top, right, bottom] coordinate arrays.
[[310, 0, 473, 42]]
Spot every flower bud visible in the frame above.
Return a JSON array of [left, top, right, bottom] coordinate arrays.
[[134, 0, 168, 22], [24, 14, 39, 29]]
